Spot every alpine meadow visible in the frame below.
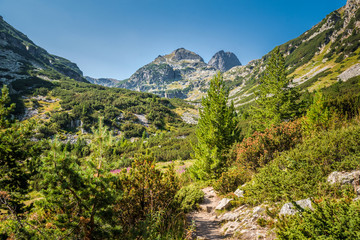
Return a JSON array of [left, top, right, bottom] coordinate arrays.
[[2, 0, 360, 239]]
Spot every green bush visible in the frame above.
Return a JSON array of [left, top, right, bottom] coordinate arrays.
[[174, 184, 204, 212], [277, 199, 360, 239], [213, 167, 251, 195], [243, 124, 360, 204]]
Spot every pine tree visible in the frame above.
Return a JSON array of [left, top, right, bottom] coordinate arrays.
[[251, 47, 300, 131], [0, 85, 15, 128], [191, 72, 241, 180]]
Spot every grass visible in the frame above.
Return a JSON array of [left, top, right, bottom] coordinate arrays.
[[156, 159, 195, 174]]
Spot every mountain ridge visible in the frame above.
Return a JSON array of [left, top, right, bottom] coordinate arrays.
[[0, 16, 87, 85]]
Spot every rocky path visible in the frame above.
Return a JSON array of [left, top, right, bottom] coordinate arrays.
[[188, 187, 231, 240]]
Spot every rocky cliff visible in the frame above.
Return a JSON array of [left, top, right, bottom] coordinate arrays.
[[0, 16, 87, 85], [117, 48, 221, 99], [208, 50, 242, 72], [116, 48, 244, 100]]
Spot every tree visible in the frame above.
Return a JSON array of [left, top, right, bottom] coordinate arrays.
[[0, 85, 15, 128], [191, 72, 241, 180], [251, 47, 300, 131], [39, 119, 118, 239]]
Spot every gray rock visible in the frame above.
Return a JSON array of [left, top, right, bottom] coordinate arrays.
[[219, 211, 241, 221], [221, 221, 240, 235], [215, 198, 233, 210], [171, 48, 204, 62], [338, 64, 360, 82], [327, 171, 360, 185], [208, 50, 241, 72], [85, 76, 120, 87], [280, 198, 314, 216], [234, 188, 244, 198], [252, 206, 265, 215]]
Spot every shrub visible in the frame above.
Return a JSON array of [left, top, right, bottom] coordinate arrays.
[[213, 167, 251, 195], [243, 124, 360, 204], [277, 199, 360, 239], [236, 119, 303, 171], [174, 184, 204, 212]]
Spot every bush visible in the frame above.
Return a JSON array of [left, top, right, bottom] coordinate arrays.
[[277, 199, 360, 239], [213, 167, 251, 195], [236, 119, 303, 171], [174, 184, 204, 212], [243, 124, 360, 204]]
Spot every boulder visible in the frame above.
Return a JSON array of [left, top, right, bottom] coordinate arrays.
[[215, 198, 233, 210], [280, 198, 313, 216], [234, 188, 244, 198], [327, 171, 360, 185]]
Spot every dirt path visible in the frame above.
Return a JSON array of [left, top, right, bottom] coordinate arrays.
[[188, 187, 231, 240]]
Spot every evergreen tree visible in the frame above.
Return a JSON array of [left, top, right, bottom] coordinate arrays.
[[0, 85, 15, 128], [191, 72, 241, 180], [40, 119, 118, 239], [251, 47, 300, 131]]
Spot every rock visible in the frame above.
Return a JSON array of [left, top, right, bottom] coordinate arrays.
[[171, 48, 204, 62], [280, 198, 314, 216], [85, 76, 120, 87], [353, 196, 360, 202], [215, 198, 233, 210], [327, 170, 360, 185], [208, 50, 242, 72], [221, 221, 241, 235], [181, 112, 199, 125], [234, 188, 244, 198], [219, 211, 241, 221], [338, 64, 360, 82], [252, 206, 265, 215]]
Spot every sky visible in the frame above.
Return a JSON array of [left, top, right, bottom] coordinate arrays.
[[1, 0, 347, 80]]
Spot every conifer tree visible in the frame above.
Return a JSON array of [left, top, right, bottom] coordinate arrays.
[[251, 47, 300, 131], [191, 72, 241, 180], [0, 85, 15, 128]]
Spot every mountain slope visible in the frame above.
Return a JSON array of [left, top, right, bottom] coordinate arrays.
[[226, 0, 360, 108], [85, 76, 120, 87], [0, 17, 196, 148], [113, 0, 360, 105], [0, 16, 87, 84]]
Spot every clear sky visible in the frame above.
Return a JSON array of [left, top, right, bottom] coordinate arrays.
[[1, 0, 346, 80]]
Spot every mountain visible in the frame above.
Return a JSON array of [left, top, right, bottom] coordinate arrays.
[[114, 0, 359, 104], [0, 16, 87, 85], [117, 48, 242, 100], [85, 76, 120, 87], [224, 0, 360, 108], [0, 16, 195, 144], [208, 50, 242, 72]]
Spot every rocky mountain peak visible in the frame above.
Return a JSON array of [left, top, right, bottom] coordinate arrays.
[[208, 50, 242, 72], [171, 48, 204, 62], [346, 0, 360, 13]]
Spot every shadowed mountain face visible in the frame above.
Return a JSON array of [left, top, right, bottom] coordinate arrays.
[[0, 16, 87, 85], [208, 50, 242, 72]]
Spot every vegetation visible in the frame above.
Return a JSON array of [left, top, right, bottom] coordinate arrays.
[[191, 72, 241, 180], [277, 199, 360, 239], [2, 3, 360, 238], [250, 48, 300, 131]]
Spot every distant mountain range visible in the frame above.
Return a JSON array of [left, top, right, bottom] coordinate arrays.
[[1, 0, 360, 106]]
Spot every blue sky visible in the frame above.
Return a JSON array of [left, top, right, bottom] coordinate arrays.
[[1, 0, 346, 79]]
